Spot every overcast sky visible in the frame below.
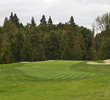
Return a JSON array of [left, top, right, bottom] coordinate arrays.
[[0, 0, 110, 29]]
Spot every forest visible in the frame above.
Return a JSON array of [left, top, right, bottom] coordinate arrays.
[[0, 12, 110, 64]]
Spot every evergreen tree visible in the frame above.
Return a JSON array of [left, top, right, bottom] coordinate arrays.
[[13, 13, 20, 27], [9, 12, 14, 22], [9, 12, 21, 28], [69, 16, 75, 26], [40, 15, 47, 25], [3, 17, 9, 25], [48, 16, 53, 25], [31, 17, 36, 27]]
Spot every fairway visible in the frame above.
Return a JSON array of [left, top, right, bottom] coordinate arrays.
[[17, 60, 103, 80], [0, 60, 110, 100]]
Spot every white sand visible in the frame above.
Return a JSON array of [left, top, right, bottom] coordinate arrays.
[[48, 60, 54, 61], [20, 62, 30, 63]]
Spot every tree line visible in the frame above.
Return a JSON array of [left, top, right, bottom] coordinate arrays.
[[93, 13, 110, 60], [0, 12, 109, 64]]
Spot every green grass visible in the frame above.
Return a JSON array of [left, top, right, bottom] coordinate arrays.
[[0, 60, 110, 100], [94, 60, 105, 63]]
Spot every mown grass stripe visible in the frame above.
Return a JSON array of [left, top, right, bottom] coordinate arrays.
[[45, 72, 68, 79], [37, 70, 67, 79], [79, 73, 92, 78], [61, 72, 79, 79], [89, 73, 98, 77], [50, 72, 71, 79], [54, 71, 80, 79], [72, 72, 86, 79]]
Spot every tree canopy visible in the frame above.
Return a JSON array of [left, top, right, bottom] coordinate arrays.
[[0, 12, 102, 64]]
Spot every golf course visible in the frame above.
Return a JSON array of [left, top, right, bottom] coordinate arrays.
[[0, 60, 110, 100]]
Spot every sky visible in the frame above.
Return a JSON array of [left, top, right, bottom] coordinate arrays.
[[0, 0, 110, 29]]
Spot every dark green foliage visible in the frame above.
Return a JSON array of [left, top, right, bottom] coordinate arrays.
[[99, 38, 110, 59], [69, 16, 75, 26], [44, 31, 60, 60], [21, 41, 33, 61], [9, 12, 23, 28], [31, 17, 36, 27], [73, 44, 82, 60], [0, 42, 14, 63], [15, 29, 24, 61], [60, 25, 88, 60], [30, 32, 45, 61], [80, 27, 93, 50], [3, 17, 9, 25], [3, 12, 110, 63], [48, 16, 53, 25], [0, 13, 94, 64], [40, 15, 47, 26], [88, 47, 96, 60], [57, 22, 65, 30], [61, 26, 74, 59]]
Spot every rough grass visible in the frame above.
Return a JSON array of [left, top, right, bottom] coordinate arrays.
[[0, 60, 110, 100]]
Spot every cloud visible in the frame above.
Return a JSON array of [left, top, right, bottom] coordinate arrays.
[[83, 0, 110, 5], [0, 0, 110, 29]]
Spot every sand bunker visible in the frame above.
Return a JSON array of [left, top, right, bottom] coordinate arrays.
[[48, 60, 54, 61], [87, 59, 110, 65], [20, 62, 30, 63]]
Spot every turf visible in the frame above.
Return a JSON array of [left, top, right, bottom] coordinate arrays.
[[94, 60, 105, 63], [0, 60, 110, 100]]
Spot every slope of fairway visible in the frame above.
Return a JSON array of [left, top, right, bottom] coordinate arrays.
[[16, 60, 107, 80]]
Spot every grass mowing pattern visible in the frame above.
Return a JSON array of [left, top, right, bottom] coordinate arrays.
[[16, 60, 107, 81], [1, 60, 110, 100]]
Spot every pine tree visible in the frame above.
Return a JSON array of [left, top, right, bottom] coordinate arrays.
[[9, 12, 21, 28], [9, 12, 14, 22], [69, 16, 75, 26], [13, 13, 20, 27], [31, 17, 36, 27], [40, 15, 47, 26], [48, 16, 53, 25], [3, 17, 9, 25]]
